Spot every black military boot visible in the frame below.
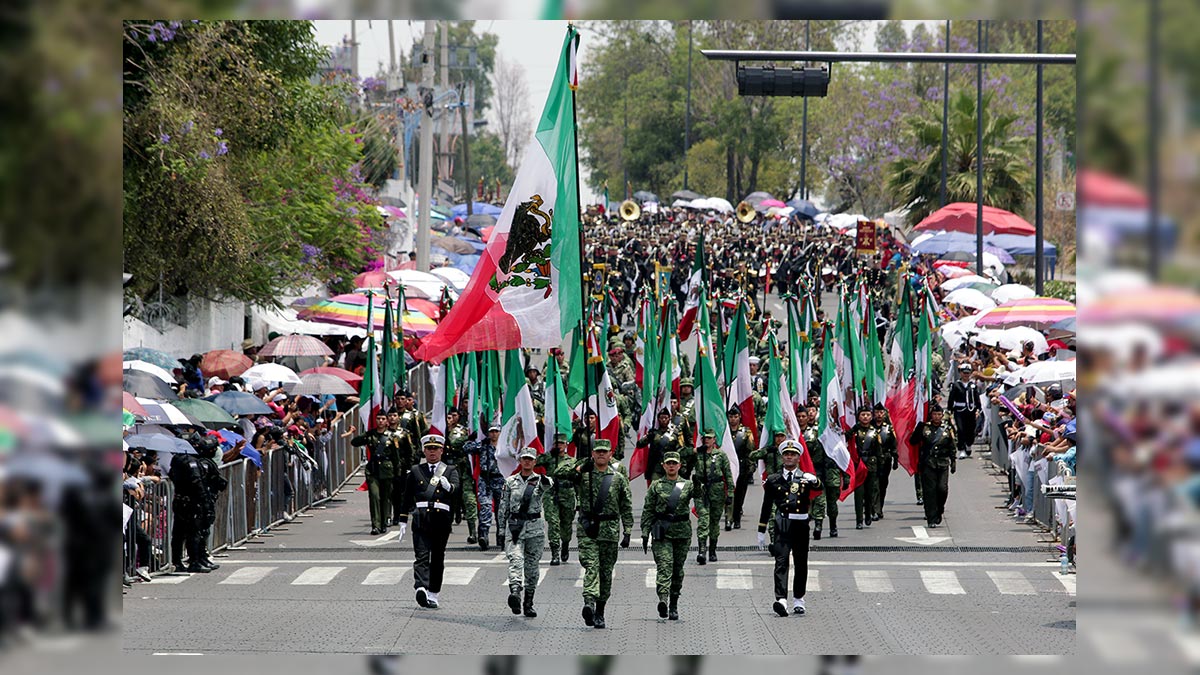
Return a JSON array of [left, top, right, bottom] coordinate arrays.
[[594, 600, 606, 629], [864, 513, 872, 527], [657, 596, 669, 618], [829, 516, 838, 538], [467, 520, 478, 545], [508, 585, 522, 614], [478, 526, 490, 551], [561, 540, 570, 562], [708, 540, 718, 562], [813, 523, 822, 541], [725, 521, 732, 532], [668, 594, 679, 620], [582, 599, 595, 626], [696, 539, 706, 565], [523, 589, 537, 618], [550, 543, 561, 566]]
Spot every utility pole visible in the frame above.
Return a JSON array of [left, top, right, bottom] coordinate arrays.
[[1035, 20, 1045, 293], [350, 21, 359, 113], [440, 22, 452, 196], [388, 20, 396, 72], [684, 20, 693, 190], [1148, 0, 1161, 280], [800, 20, 810, 200], [417, 21, 435, 273], [975, 20, 985, 277], [460, 83, 473, 216], [940, 19, 950, 208]]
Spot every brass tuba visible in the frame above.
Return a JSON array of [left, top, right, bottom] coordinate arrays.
[[736, 201, 756, 223], [619, 199, 641, 221]]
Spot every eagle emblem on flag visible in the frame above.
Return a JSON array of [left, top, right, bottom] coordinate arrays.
[[490, 195, 554, 297]]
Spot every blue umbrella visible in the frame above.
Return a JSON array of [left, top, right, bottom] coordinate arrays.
[[125, 432, 195, 455], [786, 198, 820, 219], [123, 347, 177, 371], [451, 202, 503, 218], [204, 391, 274, 416], [215, 429, 262, 469]]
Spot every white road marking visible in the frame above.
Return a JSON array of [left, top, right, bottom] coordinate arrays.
[[442, 567, 478, 585], [149, 575, 191, 584], [217, 558, 1059, 567], [1054, 573, 1076, 595], [807, 569, 820, 592], [1167, 629, 1200, 662], [1085, 628, 1149, 663], [575, 567, 585, 587], [219, 566, 277, 585], [291, 566, 345, 585], [716, 568, 753, 590], [920, 570, 965, 594], [854, 570, 893, 593], [987, 570, 1035, 595], [362, 567, 407, 585], [645, 569, 656, 588], [153, 653, 204, 656]]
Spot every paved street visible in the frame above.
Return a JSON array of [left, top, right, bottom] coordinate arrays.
[[123, 442, 1075, 655]]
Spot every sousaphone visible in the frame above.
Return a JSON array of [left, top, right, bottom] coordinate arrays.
[[736, 201, 756, 223], [619, 199, 641, 222]]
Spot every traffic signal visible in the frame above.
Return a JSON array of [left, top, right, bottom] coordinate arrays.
[[736, 65, 830, 97]]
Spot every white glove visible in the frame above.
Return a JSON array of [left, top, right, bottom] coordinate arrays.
[[397, 523, 407, 543], [757, 532, 767, 550], [436, 476, 451, 491], [801, 472, 818, 485]]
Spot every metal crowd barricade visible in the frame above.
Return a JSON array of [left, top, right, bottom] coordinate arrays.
[[209, 459, 249, 551], [126, 479, 174, 577]]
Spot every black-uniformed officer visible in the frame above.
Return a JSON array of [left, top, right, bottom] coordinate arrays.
[[167, 443, 210, 573], [194, 434, 227, 570], [636, 409, 684, 484], [873, 403, 898, 520], [398, 434, 460, 609], [725, 406, 755, 530], [757, 440, 822, 617], [910, 404, 957, 528], [947, 363, 982, 459], [850, 406, 879, 529], [804, 404, 841, 540]]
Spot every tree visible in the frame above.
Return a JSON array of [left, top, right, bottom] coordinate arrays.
[[886, 90, 1033, 224], [876, 20, 907, 52], [455, 131, 513, 196], [493, 54, 532, 166], [406, 21, 498, 116]]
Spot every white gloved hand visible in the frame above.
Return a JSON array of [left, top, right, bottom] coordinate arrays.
[[436, 476, 451, 491], [757, 532, 767, 550], [801, 472, 818, 485], [397, 523, 407, 543]]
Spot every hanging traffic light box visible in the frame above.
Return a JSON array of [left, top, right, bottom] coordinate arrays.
[[736, 64, 830, 97]]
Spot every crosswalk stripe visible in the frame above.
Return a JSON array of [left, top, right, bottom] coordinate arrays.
[[1167, 629, 1200, 662], [220, 566, 277, 585], [362, 567, 407, 585], [645, 569, 656, 588], [1054, 573, 1076, 595], [575, 567, 585, 588], [854, 570, 893, 593], [149, 575, 191, 584], [716, 569, 753, 590], [921, 570, 965, 594], [291, 567, 345, 585], [807, 569, 820, 592], [987, 570, 1035, 595], [1086, 628, 1150, 663], [442, 567, 478, 585]]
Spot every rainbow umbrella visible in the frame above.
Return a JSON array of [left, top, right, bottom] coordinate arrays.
[[296, 293, 437, 336], [1081, 286, 1200, 324], [974, 297, 1076, 329]]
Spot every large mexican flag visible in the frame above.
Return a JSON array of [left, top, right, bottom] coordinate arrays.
[[416, 27, 582, 363]]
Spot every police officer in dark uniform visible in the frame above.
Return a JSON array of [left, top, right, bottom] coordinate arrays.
[[725, 406, 754, 530], [873, 403, 898, 520], [194, 434, 227, 570], [850, 406, 880, 529], [947, 363, 982, 458], [910, 404, 957, 528], [757, 440, 822, 617], [804, 404, 840, 540], [398, 434, 460, 609], [167, 440, 210, 573], [636, 409, 684, 484]]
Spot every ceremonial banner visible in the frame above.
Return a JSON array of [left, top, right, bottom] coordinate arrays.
[[855, 219, 877, 255]]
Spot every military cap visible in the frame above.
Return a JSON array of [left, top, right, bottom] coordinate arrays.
[[592, 439, 613, 452], [554, 432, 569, 443], [679, 377, 694, 388], [960, 363, 974, 372], [662, 451, 681, 464], [727, 405, 742, 416], [873, 402, 887, 411], [421, 434, 446, 448], [397, 388, 414, 397], [929, 402, 944, 413], [658, 408, 671, 417], [518, 446, 538, 459], [607, 336, 623, 348], [488, 424, 501, 432], [857, 405, 873, 415], [748, 355, 761, 365], [702, 428, 716, 439], [778, 439, 803, 454]]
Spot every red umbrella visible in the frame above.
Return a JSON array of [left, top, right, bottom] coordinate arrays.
[[353, 270, 391, 290], [200, 350, 253, 380], [258, 334, 334, 357], [407, 298, 441, 320], [299, 366, 363, 387], [122, 391, 149, 418], [914, 203, 1035, 236], [1078, 169, 1148, 209]]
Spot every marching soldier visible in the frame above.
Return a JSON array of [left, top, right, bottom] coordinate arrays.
[[555, 438, 634, 629], [948, 362, 982, 459], [383, 409, 407, 527], [850, 406, 880, 530], [467, 424, 505, 550], [749, 429, 787, 549], [804, 404, 841, 540], [537, 432, 577, 565], [351, 417, 400, 535], [606, 339, 636, 390], [636, 409, 684, 484], [757, 440, 822, 617], [677, 378, 696, 433], [910, 403, 957, 528], [726, 406, 755, 531], [443, 409, 479, 544], [499, 447, 550, 618], [395, 390, 429, 525], [398, 434, 460, 609], [692, 429, 732, 564], [873, 403, 898, 520], [641, 451, 706, 621]]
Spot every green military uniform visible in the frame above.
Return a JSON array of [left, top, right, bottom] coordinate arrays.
[[351, 429, 400, 533], [749, 439, 786, 546], [537, 435, 577, 565], [874, 414, 898, 518], [692, 435, 733, 562], [615, 390, 636, 460], [851, 421, 880, 528], [498, 454, 550, 616], [640, 452, 707, 620], [727, 422, 755, 529], [806, 425, 842, 539], [553, 440, 634, 629], [911, 416, 957, 527], [443, 423, 478, 542], [607, 354, 636, 391]]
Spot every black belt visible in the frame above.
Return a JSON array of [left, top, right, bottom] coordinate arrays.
[[510, 514, 542, 521]]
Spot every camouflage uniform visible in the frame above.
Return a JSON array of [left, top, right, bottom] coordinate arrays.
[[350, 429, 399, 533], [641, 461, 707, 618], [806, 426, 842, 538], [691, 443, 733, 561], [851, 422, 880, 528], [466, 437, 505, 545], [498, 468, 550, 602], [536, 444, 577, 564], [443, 424, 478, 542], [607, 356, 636, 391]]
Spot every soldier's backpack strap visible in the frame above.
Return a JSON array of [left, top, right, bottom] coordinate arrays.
[[516, 476, 539, 519], [591, 472, 615, 519], [423, 462, 448, 502]]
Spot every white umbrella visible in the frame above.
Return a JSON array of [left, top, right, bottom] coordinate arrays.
[[982, 252, 1005, 277], [940, 274, 993, 291], [388, 269, 455, 301], [1075, 322, 1163, 363], [939, 314, 983, 349], [973, 327, 1048, 354], [990, 284, 1036, 304], [942, 288, 997, 311], [242, 363, 301, 386], [429, 267, 471, 292], [1007, 360, 1076, 385], [1115, 362, 1200, 400], [123, 360, 176, 384]]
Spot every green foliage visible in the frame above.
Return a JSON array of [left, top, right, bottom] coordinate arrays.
[[123, 20, 383, 308], [1041, 280, 1076, 302], [458, 131, 514, 194], [406, 22, 498, 116]]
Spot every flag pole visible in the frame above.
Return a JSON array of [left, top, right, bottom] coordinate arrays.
[[567, 25, 592, 441]]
